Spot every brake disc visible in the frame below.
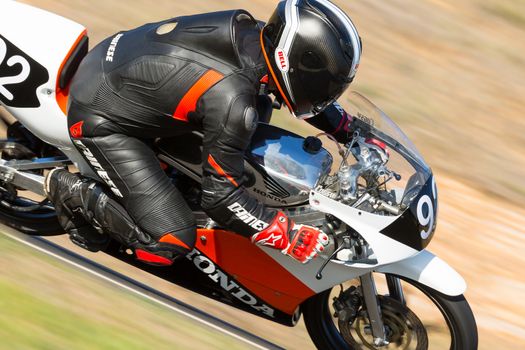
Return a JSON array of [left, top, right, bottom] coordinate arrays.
[[338, 295, 428, 350]]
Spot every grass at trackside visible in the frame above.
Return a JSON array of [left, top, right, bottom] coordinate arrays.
[[0, 281, 156, 350], [0, 233, 250, 350]]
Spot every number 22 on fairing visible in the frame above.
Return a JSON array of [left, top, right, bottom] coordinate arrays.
[[0, 37, 31, 101]]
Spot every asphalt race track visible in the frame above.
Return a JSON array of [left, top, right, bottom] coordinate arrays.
[[1, 227, 284, 350]]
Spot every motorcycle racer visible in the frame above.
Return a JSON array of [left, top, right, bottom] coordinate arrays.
[[45, 0, 362, 266]]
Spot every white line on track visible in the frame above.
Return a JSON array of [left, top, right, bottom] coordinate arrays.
[[2, 230, 280, 350]]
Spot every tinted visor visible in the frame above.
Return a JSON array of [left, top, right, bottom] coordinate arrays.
[[297, 52, 351, 116]]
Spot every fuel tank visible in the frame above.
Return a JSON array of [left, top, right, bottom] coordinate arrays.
[[157, 123, 333, 207]]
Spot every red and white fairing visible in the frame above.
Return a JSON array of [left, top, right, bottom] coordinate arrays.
[[0, 1, 92, 174]]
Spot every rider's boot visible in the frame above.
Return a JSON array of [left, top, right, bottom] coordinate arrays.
[[81, 183, 192, 266], [45, 169, 192, 265], [251, 211, 330, 264], [45, 168, 110, 252]]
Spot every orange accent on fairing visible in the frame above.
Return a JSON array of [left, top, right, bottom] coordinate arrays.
[[195, 229, 315, 314], [56, 30, 88, 115], [259, 29, 294, 113], [159, 233, 191, 250], [173, 70, 224, 122], [207, 154, 239, 187]]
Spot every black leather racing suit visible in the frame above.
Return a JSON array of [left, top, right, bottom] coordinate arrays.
[[67, 10, 353, 255]]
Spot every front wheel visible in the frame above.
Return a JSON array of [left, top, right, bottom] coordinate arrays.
[[302, 274, 478, 350]]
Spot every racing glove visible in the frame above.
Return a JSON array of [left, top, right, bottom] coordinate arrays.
[[251, 211, 329, 264]]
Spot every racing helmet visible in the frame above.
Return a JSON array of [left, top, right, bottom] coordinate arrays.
[[261, 0, 362, 118]]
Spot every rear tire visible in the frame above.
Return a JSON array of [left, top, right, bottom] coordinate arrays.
[[302, 275, 478, 350], [0, 197, 62, 235], [0, 121, 63, 235]]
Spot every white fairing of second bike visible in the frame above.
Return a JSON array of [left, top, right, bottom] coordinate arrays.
[[261, 189, 465, 296], [376, 250, 466, 296], [310, 189, 419, 266], [309, 189, 465, 295], [0, 2, 93, 175], [261, 241, 466, 296], [260, 190, 416, 293]]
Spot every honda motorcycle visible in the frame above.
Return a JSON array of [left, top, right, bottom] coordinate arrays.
[[0, 2, 477, 349]]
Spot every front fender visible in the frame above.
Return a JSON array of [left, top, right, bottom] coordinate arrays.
[[376, 250, 466, 296]]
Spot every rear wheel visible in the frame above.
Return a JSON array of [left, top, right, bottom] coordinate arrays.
[[302, 274, 478, 350], [0, 121, 62, 235], [0, 194, 62, 235]]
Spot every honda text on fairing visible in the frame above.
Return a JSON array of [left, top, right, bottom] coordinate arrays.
[[0, 2, 477, 349]]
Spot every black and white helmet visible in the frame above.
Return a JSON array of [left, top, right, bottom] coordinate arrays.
[[261, 0, 362, 118]]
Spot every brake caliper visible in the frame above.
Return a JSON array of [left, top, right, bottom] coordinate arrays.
[[332, 285, 362, 324]]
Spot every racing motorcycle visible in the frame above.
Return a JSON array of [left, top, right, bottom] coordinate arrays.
[[0, 2, 477, 349]]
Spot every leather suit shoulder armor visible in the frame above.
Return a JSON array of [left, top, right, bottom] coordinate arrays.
[[153, 10, 260, 69]]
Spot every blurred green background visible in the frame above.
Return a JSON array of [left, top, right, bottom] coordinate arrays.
[[0, 231, 250, 350], [1, 0, 524, 349]]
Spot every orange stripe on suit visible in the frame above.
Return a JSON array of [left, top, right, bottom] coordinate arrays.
[[207, 154, 239, 187], [173, 69, 224, 122]]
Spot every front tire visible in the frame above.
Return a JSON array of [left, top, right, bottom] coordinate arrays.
[[302, 275, 478, 350]]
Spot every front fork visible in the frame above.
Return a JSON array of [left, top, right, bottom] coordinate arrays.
[[359, 273, 406, 347]]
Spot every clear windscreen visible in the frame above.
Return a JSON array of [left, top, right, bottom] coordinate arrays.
[[345, 92, 425, 164], [328, 91, 432, 216]]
